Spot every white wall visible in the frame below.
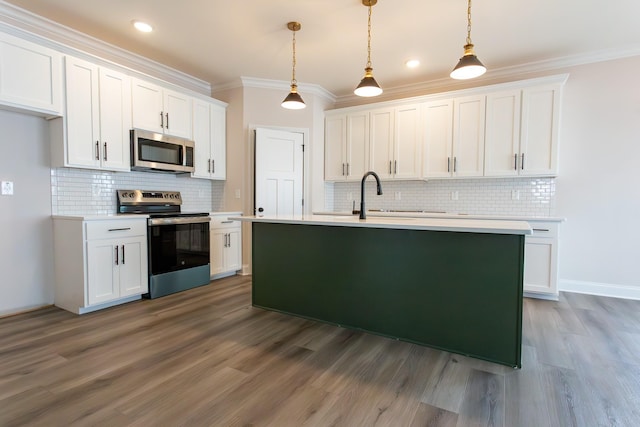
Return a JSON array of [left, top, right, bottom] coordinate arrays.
[[555, 56, 640, 297], [0, 110, 54, 316]]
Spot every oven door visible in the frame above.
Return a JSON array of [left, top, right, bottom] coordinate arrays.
[[148, 216, 210, 275]]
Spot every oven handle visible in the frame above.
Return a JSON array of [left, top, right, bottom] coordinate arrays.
[[148, 216, 211, 226]]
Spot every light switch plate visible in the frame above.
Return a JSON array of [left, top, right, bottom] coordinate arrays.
[[1, 181, 14, 195]]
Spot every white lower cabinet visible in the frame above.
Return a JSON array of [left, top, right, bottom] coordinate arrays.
[[524, 221, 559, 299], [53, 217, 148, 314], [210, 213, 242, 278]]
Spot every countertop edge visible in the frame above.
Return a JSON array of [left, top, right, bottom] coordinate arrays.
[[231, 215, 532, 235], [313, 211, 566, 222]]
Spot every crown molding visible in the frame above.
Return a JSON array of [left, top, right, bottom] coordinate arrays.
[[335, 45, 640, 106], [213, 77, 336, 104], [0, 1, 211, 95]]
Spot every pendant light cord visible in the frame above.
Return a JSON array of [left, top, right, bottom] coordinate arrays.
[[466, 0, 473, 45], [366, 3, 373, 68], [291, 29, 297, 85]]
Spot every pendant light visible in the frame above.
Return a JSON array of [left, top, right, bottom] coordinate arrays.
[[450, 0, 486, 80], [281, 21, 306, 110], [354, 0, 383, 97]]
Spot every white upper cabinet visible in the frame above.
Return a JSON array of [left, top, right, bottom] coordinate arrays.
[[422, 100, 454, 178], [324, 112, 369, 181], [484, 90, 522, 177], [519, 84, 561, 176], [369, 108, 394, 179], [423, 96, 485, 178], [192, 98, 226, 180], [63, 56, 131, 172], [0, 32, 62, 116], [393, 104, 422, 180], [452, 95, 486, 177], [132, 78, 193, 139]]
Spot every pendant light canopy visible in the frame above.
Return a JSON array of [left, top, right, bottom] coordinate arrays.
[[354, 0, 382, 97], [450, 0, 486, 80], [282, 21, 306, 110]]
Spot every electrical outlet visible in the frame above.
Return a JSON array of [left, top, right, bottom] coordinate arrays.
[[1, 181, 14, 195], [511, 190, 520, 200], [394, 191, 401, 201], [451, 191, 459, 201], [235, 189, 241, 199]]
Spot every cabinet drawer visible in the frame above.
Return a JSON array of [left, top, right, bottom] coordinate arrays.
[[85, 219, 147, 240], [210, 215, 241, 228], [527, 222, 558, 238]]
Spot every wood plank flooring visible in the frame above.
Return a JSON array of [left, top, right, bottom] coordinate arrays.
[[1, 275, 639, 426]]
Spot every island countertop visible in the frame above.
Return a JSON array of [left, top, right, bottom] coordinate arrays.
[[232, 214, 532, 235]]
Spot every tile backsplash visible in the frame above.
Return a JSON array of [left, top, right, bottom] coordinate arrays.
[[51, 168, 224, 215], [327, 177, 556, 217]]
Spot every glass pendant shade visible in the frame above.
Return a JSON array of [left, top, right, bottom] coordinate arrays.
[[354, 67, 383, 97], [281, 85, 306, 109], [450, 44, 486, 80]]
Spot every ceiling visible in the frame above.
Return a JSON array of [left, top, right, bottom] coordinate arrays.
[[4, 0, 640, 97]]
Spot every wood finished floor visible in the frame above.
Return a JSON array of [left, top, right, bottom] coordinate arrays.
[[1, 275, 639, 426]]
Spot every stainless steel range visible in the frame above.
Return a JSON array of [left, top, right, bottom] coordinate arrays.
[[117, 190, 210, 298]]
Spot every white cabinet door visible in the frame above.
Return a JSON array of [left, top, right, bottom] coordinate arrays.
[[394, 104, 422, 179], [324, 114, 347, 181], [346, 112, 369, 181], [484, 90, 521, 177], [64, 57, 131, 171], [65, 56, 100, 169], [164, 89, 192, 139], [210, 104, 226, 180], [0, 32, 62, 115], [210, 229, 226, 276], [87, 240, 119, 306], [192, 98, 213, 179], [369, 108, 394, 179], [98, 68, 132, 171], [520, 85, 560, 176], [524, 237, 557, 295], [131, 78, 164, 133], [225, 229, 242, 272], [423, 100, 454, 178], [118, 238, 147, 297], [453, 95, 486, 177]]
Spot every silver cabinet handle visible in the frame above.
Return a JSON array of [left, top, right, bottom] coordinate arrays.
[[212, 159, 215, 174], [389, 161, 392, 174], [447, 157, 450, 172], [394, 160, 397, 174], [454, 157, 457, 173], [165, 113, 169, 129], [108, 227, 131, 232], [95, 141, 100, 160], [533, 228, 550, 232], [221, 220, 233, 224], [227, 233, 231, 247], [208, 159, 211, 173], [160, 111, 164, 128], [121, 244, 125, 265], [115, 246, 119, 265], [103, 142, 108, 162], [346, 163, 350, 176], [521, 153, 525, 170], [514, 154, 518, 170]]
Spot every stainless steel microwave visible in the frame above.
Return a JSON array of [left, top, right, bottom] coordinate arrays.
[[130, 129, 195, 173]]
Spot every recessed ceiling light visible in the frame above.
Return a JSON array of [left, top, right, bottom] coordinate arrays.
[[132, 20, 153, 33], [405, 59, 420, 69]]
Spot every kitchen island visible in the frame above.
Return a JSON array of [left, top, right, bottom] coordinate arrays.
[[234, 215, 531, 367]]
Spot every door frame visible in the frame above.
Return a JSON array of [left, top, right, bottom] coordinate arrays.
[[249, 125, 311, 216]]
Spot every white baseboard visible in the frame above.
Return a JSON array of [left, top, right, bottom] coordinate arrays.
[[559, 279, 640, 300]]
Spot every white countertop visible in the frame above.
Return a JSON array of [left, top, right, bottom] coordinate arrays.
[[233, 214, 532, 235], [51, 214, 149, 221], [313, 211, 565, 223]]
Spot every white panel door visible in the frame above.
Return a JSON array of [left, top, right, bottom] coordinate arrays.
[[369, 108, 394, 179], [324, 114, 347, 181], [192, 99, 213, 178], [484, 90, 521, 177], [164, 89, 192, 139], [520, 85, 560, 176], [255, 128, 304, 217], [453, 95, 486, 177], [118, 238, 147, 297], [346, 112, 369, 181], [87, 241, 118, 305], [210, 104, 227, 180], [131, 78, 164, 133], [394, 104, 422, 179]]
